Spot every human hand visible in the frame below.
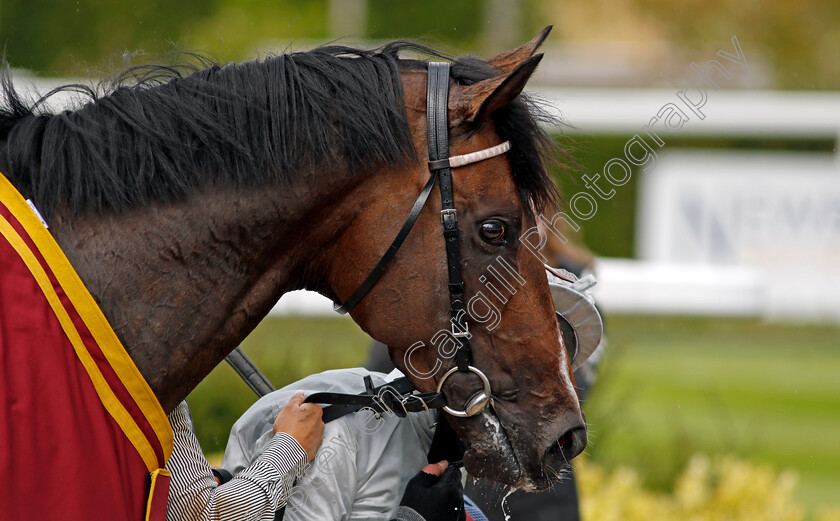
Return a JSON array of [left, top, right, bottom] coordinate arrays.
[[396, 461, 465, 521], [273, 392, 324, 461]]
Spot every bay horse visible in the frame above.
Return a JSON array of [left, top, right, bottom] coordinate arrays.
[[0, 27, 585, 519]]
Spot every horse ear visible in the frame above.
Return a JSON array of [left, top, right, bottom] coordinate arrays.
[[485, 26, 552, 74], [459, 53, 543, 124]]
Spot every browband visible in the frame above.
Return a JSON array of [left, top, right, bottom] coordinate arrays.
[[427, 140, 511, 171]]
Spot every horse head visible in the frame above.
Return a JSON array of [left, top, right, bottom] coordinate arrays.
[[326, 28, 586, 490]]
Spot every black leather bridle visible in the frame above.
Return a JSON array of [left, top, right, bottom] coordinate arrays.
[[424, 62, 493, 418], [318, 62, 511, 419], [229, 63, 601, 423]]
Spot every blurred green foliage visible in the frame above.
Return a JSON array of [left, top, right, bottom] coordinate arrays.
[[632, 0, 840, 90], [367, 0, 483, 51], [2, 0, 839, 88], [0, 1, 330, 75], [182, 1, 330, 63], [0, 0, 217, 74]]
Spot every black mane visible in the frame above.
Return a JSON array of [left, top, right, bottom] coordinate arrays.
[[0, 42, 559, 219]]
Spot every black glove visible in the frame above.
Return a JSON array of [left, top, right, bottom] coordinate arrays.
[[393, 464, 466, 521]]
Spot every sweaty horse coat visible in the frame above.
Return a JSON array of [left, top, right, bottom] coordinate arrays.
[[0, 173, 173, 521]]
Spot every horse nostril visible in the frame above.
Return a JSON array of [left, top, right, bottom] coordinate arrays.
[[558, 430, 573, 449], [546, 426, 587, 463]]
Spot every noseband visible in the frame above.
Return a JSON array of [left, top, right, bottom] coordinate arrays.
[[331, 62, 507, 417]]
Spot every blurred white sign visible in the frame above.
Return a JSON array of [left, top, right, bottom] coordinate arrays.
[[639, 150, 840, 268], [638, 150, 840, 320]]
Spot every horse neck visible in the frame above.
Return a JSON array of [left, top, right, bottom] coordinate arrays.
[[49, 167, 366, 412]]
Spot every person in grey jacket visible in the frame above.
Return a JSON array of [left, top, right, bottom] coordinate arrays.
[[222, 367, 452, 521], [168, 366, 466, 521]]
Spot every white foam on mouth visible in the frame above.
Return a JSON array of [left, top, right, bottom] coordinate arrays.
[[481, 409, 509, 450], [472, 407, 523, 486], [501, 487, 516, 521], [479, 407, 557, 492], [477, 400, 580, 492]]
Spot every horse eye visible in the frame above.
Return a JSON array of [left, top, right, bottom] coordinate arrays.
[[479, 220, 506, 244]]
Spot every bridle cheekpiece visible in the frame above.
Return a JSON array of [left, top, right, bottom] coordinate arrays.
[[330, 62, 509, 417]]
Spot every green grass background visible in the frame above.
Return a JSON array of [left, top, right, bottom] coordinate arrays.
[[188, 314, 840, 510]]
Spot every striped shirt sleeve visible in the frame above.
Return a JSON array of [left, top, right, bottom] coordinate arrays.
[[166, 401, 308, 521]]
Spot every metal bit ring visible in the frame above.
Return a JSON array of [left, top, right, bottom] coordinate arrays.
[[436, 365, 492, 418]]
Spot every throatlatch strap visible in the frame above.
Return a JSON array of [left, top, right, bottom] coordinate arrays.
[[427, 62, 471, 372]]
